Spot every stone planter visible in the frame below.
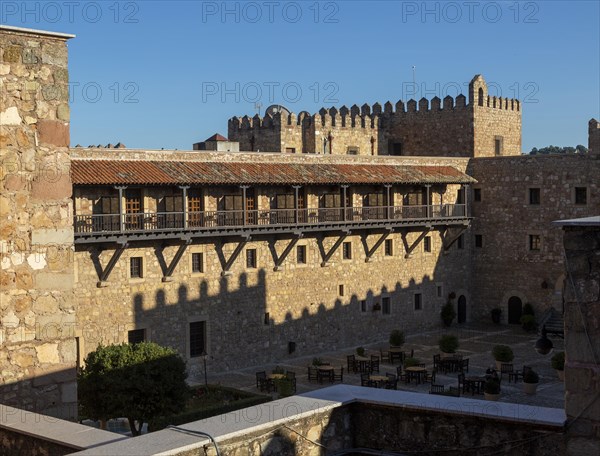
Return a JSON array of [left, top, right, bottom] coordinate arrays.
[[484, 392, 500, 401], [556, 369, 565, 381], [523, 382, 538, 395]]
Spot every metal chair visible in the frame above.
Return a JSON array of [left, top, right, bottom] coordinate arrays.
[[370, 355, 380, 373], [385, 372, 398, 390], [459, 358, 469, 373], [500, 363, 514, 381], [307, 366, 317, 382], [347, 355, 357, 373], [380, 348, 391, 363], [256, 371, 271, 392], [333, 367, 344, 383]]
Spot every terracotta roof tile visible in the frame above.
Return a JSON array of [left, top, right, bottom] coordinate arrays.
[[71, 160, 475, 186]]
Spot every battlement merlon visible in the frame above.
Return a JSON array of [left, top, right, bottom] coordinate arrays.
[[228, 75, 521, 132]]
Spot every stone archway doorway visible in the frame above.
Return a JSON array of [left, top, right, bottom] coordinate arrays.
[[508, 296, 523, 324], [457, 295, 467, 324]]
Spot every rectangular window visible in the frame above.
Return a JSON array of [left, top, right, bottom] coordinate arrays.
[[473, 188, 481, 202], [390, 142, 403, 156], [437, 285, 443, 298], [575, 187, 587, 205], [342, 242, 352, 260], [423, 236, 431, 252], [189, 321, 206, 358], [246, 249, 257, 268], [339, 284, 344, 296], [475, 235, 483, 248], [384, 239, 393, 256], [128, 329, 145, 344], [347, 146, 359, 155], [296, 245, 306, 264], [130, 257, 143, 278], [457, 234, 464, 250], [360, 300, 367, 313], [191, 252, 204, 273], [529, 188, 541, 205], [529, 234, 541, 251], [494, 136, 503, 155], [382, 297, 391, 315], [285, 147, 295, 153], [414, 293, 422, 311]]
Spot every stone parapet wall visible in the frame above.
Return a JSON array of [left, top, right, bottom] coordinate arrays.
[[469, 154, 600, 320], [0, 27, 76, 417]]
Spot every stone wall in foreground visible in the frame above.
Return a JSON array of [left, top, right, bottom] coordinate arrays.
[[0, 27, 76, 418]]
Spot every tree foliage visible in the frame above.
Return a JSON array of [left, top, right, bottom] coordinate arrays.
[[529, 145, 587, 155], [78, 342, 188, 436]]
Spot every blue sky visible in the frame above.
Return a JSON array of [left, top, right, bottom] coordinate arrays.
[[3, 1, 599, 151]]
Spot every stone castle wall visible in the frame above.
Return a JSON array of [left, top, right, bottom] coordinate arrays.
[[228, 75, 522, 157], [74, 226, 471, 376], [0, 27, 76, 418], [469, 154, 600, 321]]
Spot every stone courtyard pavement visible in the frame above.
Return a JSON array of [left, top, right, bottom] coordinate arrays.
[[190, 323, 565, 409]]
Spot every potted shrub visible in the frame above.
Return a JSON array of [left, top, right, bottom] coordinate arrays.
[[492, 345, 514, 370], [441, 302, 456, 327], [491, 308, 502, 324], [438, 335, 459, 356], [551, 351, 565, 381], [523, 368, 540, 395], [520, 314, 536, 332], [403, 357, 420, 368], [312, 357, 324, 367], [389, 330, 405, 348], [483, 378, 501, 401], [522, 303, 535, 316], [356, 347, 366, 357]]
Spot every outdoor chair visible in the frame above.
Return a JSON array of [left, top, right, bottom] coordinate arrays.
[[370, 355, 380, 373], [333, 366, 344, 383], [500, 363, 514, 381], [433, 354, 441, 372], [425, 368, 436, 384], [360, 373, 375, 388], [458, 372, 468, 394], [385, 373, 398, 390], [510, 365, 531, 383], [307, 366, 317, 382], [347, 355, 357, 373], [397, 365, 408, 383], [429, 384, 445, 395], [256, 371, 271, 392], [380, 348, 391, 363], [459, 358, 469, 373]]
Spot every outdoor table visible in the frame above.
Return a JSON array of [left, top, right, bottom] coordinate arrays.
[[355, 356, 371, 373], [389, 347, 404, 364], [465, 375, 486, 394], [267, 373, 285, 380], [369, 374, 388, 387], [405, 366, 427, 384], [317, 365, 334, 383]]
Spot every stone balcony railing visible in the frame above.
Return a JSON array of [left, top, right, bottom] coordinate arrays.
[[73, 204, 468, 243]]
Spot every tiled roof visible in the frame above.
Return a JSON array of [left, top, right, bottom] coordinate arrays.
[[71, 160, 475, 186], [205, 133, 229, 142]]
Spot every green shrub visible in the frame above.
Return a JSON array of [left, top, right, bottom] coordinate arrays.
[[484, 378, 501, 394], [440, 302, 456, 326], [78, 342, 188, 436], [524, 369, 539, 383], [356, 347, 365, 357], [522, 303, 535, 316], [492, 345, 514, 362], [389, 330, 405, 347], [438, 335, 459, 354], [520, 314, 536, 332], [551, 351, 565, 371], [404, 357, 420, 368], [273, 365, 285, 374], [312, 357, 323, 366], [274, 378, 294, 398]]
